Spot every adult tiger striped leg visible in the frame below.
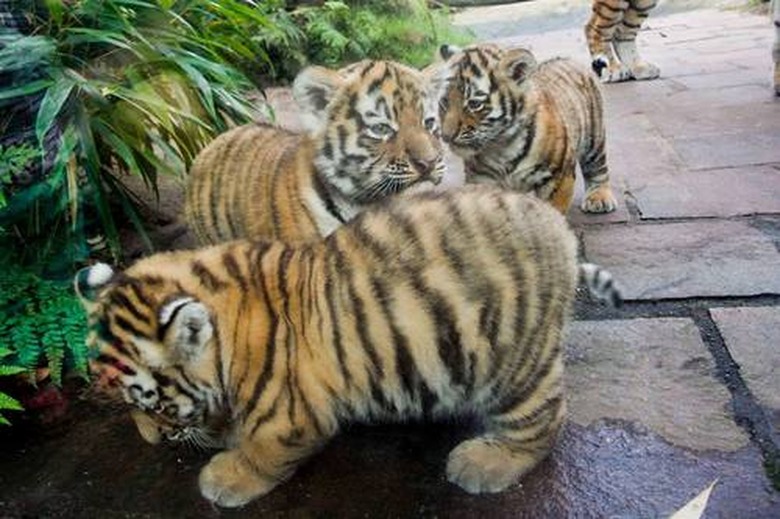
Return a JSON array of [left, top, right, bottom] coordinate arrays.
[[585, 0, 632, 83], [773, 0, 780, 95], [613, 0, 660, 81]]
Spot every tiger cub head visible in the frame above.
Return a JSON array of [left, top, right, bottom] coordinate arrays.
[[434, 43, 538, 156], [293, 60, 445, 204], [75, 263, 227, 448]]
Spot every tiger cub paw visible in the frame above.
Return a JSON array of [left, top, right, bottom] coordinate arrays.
[[446, 438, 537, 494], [199, 450, 275, 508], [582, 186, 618, 214], [629, 61, 660, 81]]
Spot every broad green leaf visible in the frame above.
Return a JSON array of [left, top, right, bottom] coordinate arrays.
[[0, 80, 54, 101], [35, 77, 76, 148], [0, 365, 27, 377], [0, 391, 23, 411]]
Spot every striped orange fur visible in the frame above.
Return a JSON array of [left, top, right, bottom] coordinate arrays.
[[185, 60, 445, 245], [434, 43, 618, 214], [76, 186, 600, 506]]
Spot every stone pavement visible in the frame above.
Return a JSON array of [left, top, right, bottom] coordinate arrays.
[[2, 3, 780, 518]]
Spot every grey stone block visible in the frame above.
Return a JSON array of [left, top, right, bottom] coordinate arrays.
[[582, 220, 780, 299], [565, 318, 748, 451]]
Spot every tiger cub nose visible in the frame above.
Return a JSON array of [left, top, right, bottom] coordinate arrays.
[[411, 157, 437, 177]]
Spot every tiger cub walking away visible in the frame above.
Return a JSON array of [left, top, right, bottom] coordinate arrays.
[[76, 187, 621, 507], [585, 0, 660, 83], [185, 60, 445, 245], [435, 44, 618, 215]]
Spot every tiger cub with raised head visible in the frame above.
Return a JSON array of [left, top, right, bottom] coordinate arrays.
[[434, 43, 618, 215], [585, 0, 660, 83], [185, 60, 445, 245], [76, 186, 620, 507]]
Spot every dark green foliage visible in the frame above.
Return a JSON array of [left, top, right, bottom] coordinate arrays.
[[0, 0, 264, 264], [0, 257, 89, 390], [184, 0, 473, 83], [0, 347, 25, 426]]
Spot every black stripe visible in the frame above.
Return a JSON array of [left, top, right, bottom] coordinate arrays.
[[222, 251, 249, 294], [243, 269, 279, 419], [110, 290, 150, 325], [191, 261, 228, 292], [324, 253, 352, 387], [113, 315, 150, 340], [312, 172, 346, 223], [250, 395, 279, 437]]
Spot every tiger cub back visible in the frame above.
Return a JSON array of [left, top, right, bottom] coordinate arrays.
[[434, 43, 618, 215], [77, 186, 589, 507], [185, 60, 445, 245], [585, 0, 660, 82]]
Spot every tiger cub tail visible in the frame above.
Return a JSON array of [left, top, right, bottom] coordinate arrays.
[[579, 262, 622, 307]]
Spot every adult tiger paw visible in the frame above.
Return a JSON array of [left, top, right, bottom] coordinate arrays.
[[199, 450, 275, 508]]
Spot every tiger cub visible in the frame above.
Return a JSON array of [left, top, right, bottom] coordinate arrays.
[[434, 43, 618, 215], [585, 0, 660, 83], [75, 186, 620, 507], [185, 60, 445, 245]]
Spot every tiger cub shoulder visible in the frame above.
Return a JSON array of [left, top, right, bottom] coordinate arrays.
[[433, 43, 618, 215], [185, 60, 446, 245]]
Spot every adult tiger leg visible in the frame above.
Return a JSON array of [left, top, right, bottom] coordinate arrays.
[[585, 0, 632, 83], [773, 0, 780, 95], [613, 0, 660, 81]]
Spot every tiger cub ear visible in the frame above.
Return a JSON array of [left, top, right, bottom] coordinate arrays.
[[159, 297, 214, 360], [293, 65, 346, 133], [500, 48, 538, 83], [74, 263, 115, 305], [439, 44, 461, 60]]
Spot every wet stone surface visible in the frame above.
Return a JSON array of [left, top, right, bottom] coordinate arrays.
[[1, 401, 778, 518], [565, 318, 748, 451]]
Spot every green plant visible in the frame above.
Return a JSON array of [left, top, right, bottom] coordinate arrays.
[[0, 258, 89, 389], [0, 143, 38, 208], [0, 0, 264, 264], [0, 348, 25, 426]]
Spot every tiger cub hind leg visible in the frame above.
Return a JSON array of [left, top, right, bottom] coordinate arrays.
[[446, 397, 565, 494], [613, 0, 660, 81]]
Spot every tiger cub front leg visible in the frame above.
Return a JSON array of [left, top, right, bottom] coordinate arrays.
[[199, 417, 332, 507], [613, 0, 660, 81], [585, 0, 632, 83]]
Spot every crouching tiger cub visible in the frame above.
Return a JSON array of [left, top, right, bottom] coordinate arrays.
[[435, 44, 618, 215], [185, 60, 445, 245], [76, 187, 621, 507], [585, 0, 660, 83]]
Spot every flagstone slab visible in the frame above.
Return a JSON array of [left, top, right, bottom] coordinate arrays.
[[565, 318, 748, 451], [582, 220, 780, 299], [710, 306, 780, 429]]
